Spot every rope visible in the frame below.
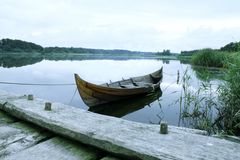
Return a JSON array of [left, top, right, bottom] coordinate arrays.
[[0, 81, 75, 86], [69, 87, 78, 104]]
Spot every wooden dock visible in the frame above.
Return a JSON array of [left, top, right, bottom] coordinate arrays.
[[0, 111, 119, 160], [0, 90, 240, 160]]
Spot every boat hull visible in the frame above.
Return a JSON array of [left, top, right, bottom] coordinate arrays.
[[75, 68, 163, 107], [88, 88, 162, 117]]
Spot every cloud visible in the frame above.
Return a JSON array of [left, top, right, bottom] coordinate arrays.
[[31, 31, 43, 37], [0, 0, 240, 52]]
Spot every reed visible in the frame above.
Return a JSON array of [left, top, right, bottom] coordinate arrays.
[[217, 58, 240, 135], [179, 69, 217, 134], [182, 48, 240, 135], [180, 62, 240, 136], [191, 49, 228, 68]]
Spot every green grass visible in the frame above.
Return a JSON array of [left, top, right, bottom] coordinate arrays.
[[185, 50, 240, 135], [217, 58, 240, 135], [179, 69, 217, 134], [191, 49, 229, 68]]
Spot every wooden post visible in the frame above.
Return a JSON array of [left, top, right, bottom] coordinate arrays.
[[177, 70, 180, 84], [27, 94, 33, 100], [160, 121, 168, 134], [45, 102, 52, 111]]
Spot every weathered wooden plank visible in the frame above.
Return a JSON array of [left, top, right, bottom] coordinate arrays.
[[0, 91, 240, 160], [213, 134, 240, 144], [3, 137, 101, 160], [0, 91, 24, 126], [0, 111, 18, 126], [0, 122, 52, 158]]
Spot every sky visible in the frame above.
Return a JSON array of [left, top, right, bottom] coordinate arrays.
[[1, 0, 240, 53]]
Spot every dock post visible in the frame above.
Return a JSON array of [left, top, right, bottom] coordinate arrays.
[[45, 102, 52, 111], [177, 70, 180, 84], [160, 121, 168, 134], [27, 94, 34, 100]]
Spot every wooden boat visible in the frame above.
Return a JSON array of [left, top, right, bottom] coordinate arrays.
[[74, 67, 163, 107]]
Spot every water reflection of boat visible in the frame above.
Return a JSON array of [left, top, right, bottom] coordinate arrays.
[[88, 88, 162, 117], [74, 68, 163, 107]]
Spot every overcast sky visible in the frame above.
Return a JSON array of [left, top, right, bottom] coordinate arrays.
[[1, 0, 240, 52]]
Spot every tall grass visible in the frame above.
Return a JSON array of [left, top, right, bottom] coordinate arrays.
[[187, 51, 240, 136], [191, 49, 228, 68], [179, 69, 217, 133], [217, 57, 240, 135]]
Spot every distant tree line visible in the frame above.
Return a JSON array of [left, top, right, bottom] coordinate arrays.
[[157, 49, 171, 55], [180, 50, 200, 56], [43, 47, 155, 54], [0, 39, 43, 52], [0, 38, 156, 55], [181, 41, 240, 56], [220, 41, 240, 52], [3, 38, 239, 56]]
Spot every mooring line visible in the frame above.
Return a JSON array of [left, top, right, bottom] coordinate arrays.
[[69, 87, 78, 104], [0, 81, 75, 86]]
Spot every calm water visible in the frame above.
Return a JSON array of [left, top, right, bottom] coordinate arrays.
[[0, 58, 220, 128]]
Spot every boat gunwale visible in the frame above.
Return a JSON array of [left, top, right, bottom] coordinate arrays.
[[74, 67, 162, 92]]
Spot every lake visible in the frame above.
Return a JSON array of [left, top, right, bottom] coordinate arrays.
[[0, 56, 221, 129]]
